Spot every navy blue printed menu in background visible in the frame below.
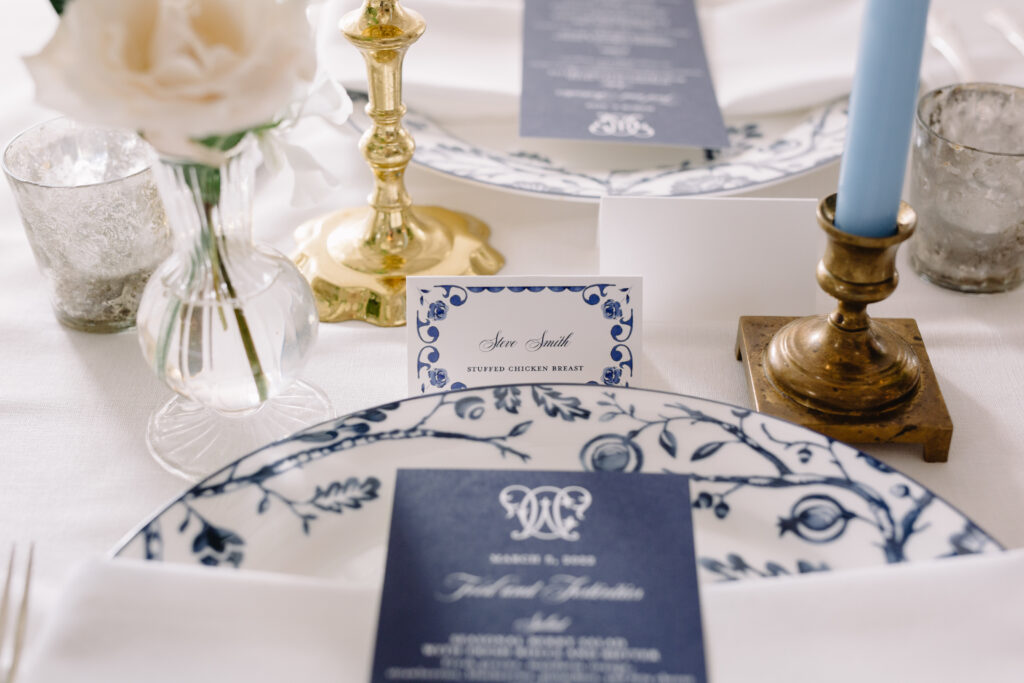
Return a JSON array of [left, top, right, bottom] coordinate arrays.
[[519, 0, 728, 149], [371, 469, 707, 683]]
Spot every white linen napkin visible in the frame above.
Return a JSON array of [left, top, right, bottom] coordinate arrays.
[[701, 549, 1024, 682], [22, 550, 1024, 682], [20, 559, 380, 683], [317, 0, 959, 121]]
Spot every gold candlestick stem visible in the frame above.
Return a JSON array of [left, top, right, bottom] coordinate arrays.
[[293, 0, 504, 326], [736, 194, 953, 462]]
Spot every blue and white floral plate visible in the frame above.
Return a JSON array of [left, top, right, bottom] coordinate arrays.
[[349, 92, 848, 200], [114, 384, 1000, 583]]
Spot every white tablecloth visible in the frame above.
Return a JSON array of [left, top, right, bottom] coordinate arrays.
[[3, 0, 1024, 652]]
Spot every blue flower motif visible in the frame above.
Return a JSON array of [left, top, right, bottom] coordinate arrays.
[[428, 367, 448, 388], [579, 434, 642, 472], [602, 299, 622, 319], [602, 366, 622, 385], [427, 300, 449, 321]]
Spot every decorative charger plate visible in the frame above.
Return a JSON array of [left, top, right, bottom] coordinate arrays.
[[114, 384, 1000, 583], [348, 92, 848, 200]]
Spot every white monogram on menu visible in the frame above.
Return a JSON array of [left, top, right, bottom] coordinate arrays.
[[499, 485, 593, 542], [587, 112, 655, 139]]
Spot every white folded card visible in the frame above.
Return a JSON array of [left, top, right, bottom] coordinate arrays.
[[598, 196, 826, 324], [407, 276, 642, 394]]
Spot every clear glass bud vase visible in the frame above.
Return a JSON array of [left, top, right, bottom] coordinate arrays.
[[137, 140, 332, 480]]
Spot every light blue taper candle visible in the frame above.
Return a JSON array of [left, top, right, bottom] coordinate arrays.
[[835, 0, 931, 238]]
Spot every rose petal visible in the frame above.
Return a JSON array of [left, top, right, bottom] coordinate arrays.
[[26, 0, 317, 143]]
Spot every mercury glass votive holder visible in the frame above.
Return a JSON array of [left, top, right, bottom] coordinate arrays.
[[909, 83, 1024, 293], [3, 118, 171, 332]]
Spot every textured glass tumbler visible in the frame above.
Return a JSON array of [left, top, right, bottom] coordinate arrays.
[[2, 118, 171, 331], [909, 84, 1024, 293]]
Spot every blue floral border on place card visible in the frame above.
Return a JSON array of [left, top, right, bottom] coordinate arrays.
[[413, 284, 636, 393]]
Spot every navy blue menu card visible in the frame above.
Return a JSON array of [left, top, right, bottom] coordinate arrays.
[[371, 469, 707, 683], [520, 0, 728, 149]]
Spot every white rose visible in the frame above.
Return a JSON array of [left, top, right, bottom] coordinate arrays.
[[25, 0, 317, 157]]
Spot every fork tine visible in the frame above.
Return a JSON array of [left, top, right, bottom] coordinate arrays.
[[6, 544, 32, 683]]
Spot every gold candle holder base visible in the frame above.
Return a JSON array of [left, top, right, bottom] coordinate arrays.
[[293, 205, 502, 326], [293, 0, 504, 326], [735, 195, 953, 462]]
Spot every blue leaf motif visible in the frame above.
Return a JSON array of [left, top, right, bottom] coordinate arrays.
[[191, 521, 244, 567], [508, 421, 532, 437], [691, 441, 726, 461], [353, 408, 389, 423], [532, 385, 591, 421], [192, 523, 242, 554], [143, 523, 163, 561], [310, 477, 381, 513], [658, 428, 678, 457], [699, 557, 729, 576], [493, 386, 522, 414], [292, 430, 339, 443], [796, 560, 831, 574], [727, 553, 751, 571]]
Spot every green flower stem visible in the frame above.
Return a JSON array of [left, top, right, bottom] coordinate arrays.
[[203, 195, 270, 404], [197, 163, 270, 404], [168, 161, 269, 405]]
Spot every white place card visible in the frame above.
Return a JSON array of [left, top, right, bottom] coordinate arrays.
[[598, 197, 826, 323], [407, 276, 642, 395]]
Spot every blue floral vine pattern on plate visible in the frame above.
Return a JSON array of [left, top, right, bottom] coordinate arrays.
[[413, 284, 635, 392], [116, 385, 1001, 583], [348, 92, 848, 200]]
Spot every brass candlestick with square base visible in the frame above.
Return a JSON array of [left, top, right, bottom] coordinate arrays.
[[293, 0, 504, 326], [735, 195, 953, 462]]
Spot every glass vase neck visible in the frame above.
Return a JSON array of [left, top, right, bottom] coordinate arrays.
[[156, 143, 258, 251]]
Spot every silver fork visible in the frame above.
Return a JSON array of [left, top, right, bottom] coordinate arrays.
[[0, 546, 33, 683]]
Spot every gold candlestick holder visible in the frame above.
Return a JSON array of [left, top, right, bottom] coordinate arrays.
[[293, 0, 504, 326], [736, 194, 953, 462]]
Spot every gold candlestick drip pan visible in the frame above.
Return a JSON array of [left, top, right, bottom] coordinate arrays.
[[293, 0, 504, 326], [736, 195, 953, 462]]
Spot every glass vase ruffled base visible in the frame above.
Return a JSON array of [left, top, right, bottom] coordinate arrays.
[[146, 380, 331, 480], [137, 140, 333, 481]]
